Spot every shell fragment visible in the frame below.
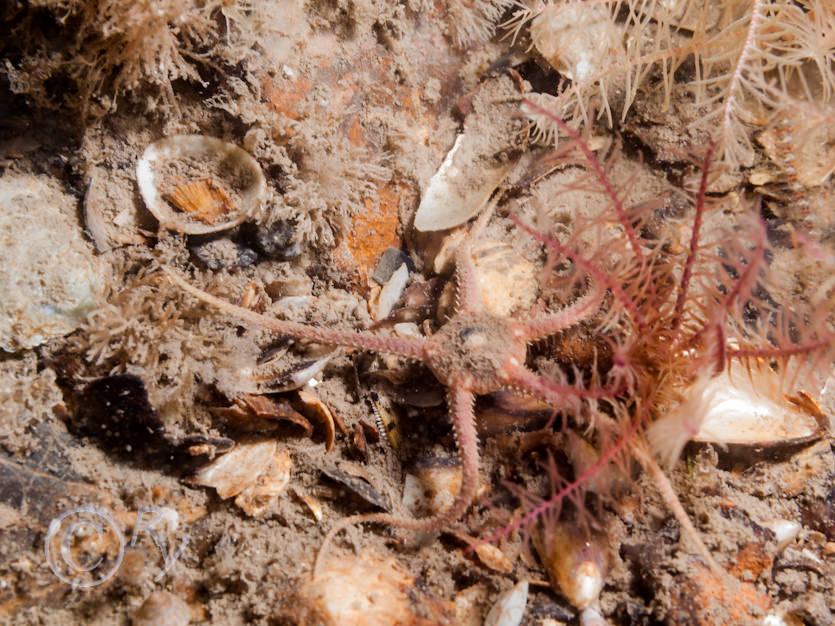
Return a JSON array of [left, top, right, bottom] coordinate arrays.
[[137, 135, 266, 234]]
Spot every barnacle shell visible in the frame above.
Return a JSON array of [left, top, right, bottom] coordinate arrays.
[[530, 4, 623, 83], [137, 135, 266, 234], [535, 523, 608, 610]]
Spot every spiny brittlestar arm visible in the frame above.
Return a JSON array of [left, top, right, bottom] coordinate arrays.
[[165, 269, 427, 361], [314, 384, 480, 576], [517, 282, 602, 341], [504, 366, 617, 406], [453, 234, 483, 315], [453, 192, 502, 315]]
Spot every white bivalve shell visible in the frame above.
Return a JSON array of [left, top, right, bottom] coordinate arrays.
[[137, 135, 266, 234], [414, 133, 513, 232], [647, 364, 827, 469]]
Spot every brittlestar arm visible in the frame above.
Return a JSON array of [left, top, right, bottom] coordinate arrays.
[[504, 365, 616, 409], [164, 268, 427, 361], [313, 385, 480, 576], [517, 282, 602, 342], [453, 235, 483, 315]]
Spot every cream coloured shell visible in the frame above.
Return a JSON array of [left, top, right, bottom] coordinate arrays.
[[530, 4, 623, 83], [136, 135, 266, 234], [438, 239, 538, 320]]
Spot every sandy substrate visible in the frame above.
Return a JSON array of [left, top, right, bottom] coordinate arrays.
[[1, 2, 834, 625]]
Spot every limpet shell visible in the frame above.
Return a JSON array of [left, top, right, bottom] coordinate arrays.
[[137, 135, 266, 234]]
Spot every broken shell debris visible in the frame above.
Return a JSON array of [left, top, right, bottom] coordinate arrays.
[[293, 488, 324, 522], [296, 389, 345, 453], [136, 135, 266, 234], [133, 590, 192, 626], [483, 580, 528, 626], [263, 352, 336, 392], [761, 519, 802, 553], [188, 439, 292, 517], [371, 261, 410, 321], [211, 394, 313, 435], [321, 464, 391, 513], [451, 532, 514, 574]]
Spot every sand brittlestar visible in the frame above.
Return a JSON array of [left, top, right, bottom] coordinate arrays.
[[164, 217, 602, 574]]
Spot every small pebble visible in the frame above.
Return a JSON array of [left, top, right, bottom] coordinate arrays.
[[244, 219, 301, 259], [133, 590, 191, 626], [372, 247, 413, 285]]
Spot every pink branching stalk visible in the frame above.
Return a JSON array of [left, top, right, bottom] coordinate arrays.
[[491, 101, 834, 575]]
